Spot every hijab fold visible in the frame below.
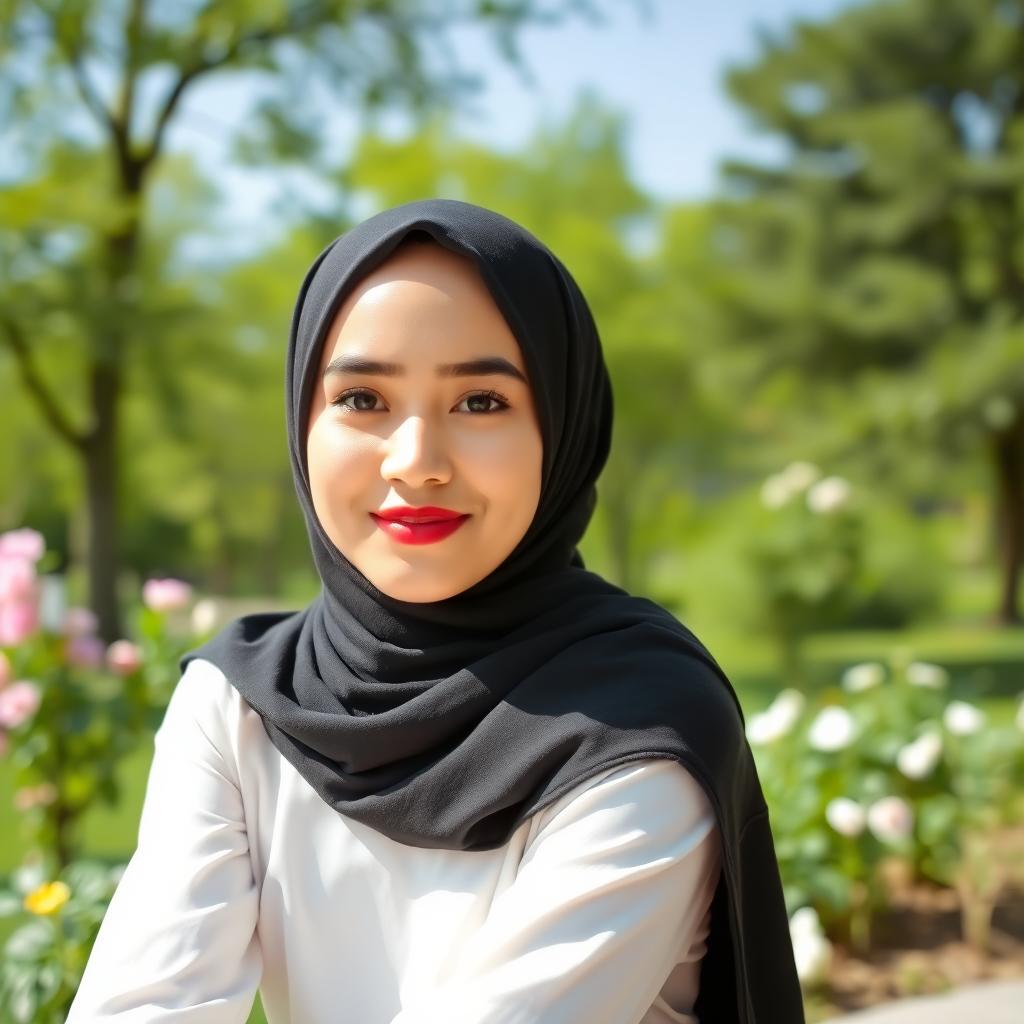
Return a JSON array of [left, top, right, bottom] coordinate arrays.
[[182, 198, 804, 1023]]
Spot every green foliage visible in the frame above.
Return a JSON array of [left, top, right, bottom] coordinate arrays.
[[706, 0, 1024, 612], [0, 527, 211, 1021], [1, 540, 198, 873], [745, 462, 863, 648], [0, 859, 122, 1024], [750, 655, 1024, 950]]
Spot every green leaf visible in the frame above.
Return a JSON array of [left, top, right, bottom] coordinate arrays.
[[0, 888, 25, 917], [9, 970, 39, 1023], [5, 918, 55, 962]]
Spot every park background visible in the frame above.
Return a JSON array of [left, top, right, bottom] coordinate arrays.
[[1, 0, 1023, 1020]]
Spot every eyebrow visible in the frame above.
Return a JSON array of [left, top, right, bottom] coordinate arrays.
[[322, 355, 529, 385]]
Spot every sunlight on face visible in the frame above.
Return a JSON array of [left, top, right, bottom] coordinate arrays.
[[306, 238, 544, 603]]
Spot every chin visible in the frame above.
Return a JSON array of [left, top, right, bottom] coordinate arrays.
[[364, 566, 474, 604]]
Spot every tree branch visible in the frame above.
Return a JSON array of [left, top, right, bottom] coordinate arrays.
[[37, 5, 130, 162], [68, 54, 117, 136], [0, 316, 89, 450], [115, 0, 148, 148], [142, 6, 329, 172]]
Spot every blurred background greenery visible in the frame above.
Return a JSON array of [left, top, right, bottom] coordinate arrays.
[[1, 0, 1023, 1021]]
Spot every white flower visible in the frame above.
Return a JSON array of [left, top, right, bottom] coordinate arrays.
[[806, 476, 851, 514], [943, 700, 985, 736], [11, 860, 47, 895], [760, 461, 822, 509], [760, 474, 793, 509], [746, 689, 805, 745], [789, 906, 831, 984], [867, 796, 914, 843], [906, 661, 948, 689], [783, 461, 822, 492], [808, 706, 856, 751], [1016, 697, 1024, 733], [191, 597, 220, 636], [841, 662, 885, 693], [825, 797, 866, 837], [896, 730, 943, 779]]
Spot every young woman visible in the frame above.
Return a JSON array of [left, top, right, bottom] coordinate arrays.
[[68, 199, 803, 1023]]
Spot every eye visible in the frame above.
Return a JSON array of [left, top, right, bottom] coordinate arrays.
[[330, 388, 511, 415], [332, 389, 382, 412], [456, 390, 510, 414]]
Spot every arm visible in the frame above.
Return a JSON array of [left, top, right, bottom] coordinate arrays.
[[66, 660, 262, 1022], [391, 758, 721, 1024]]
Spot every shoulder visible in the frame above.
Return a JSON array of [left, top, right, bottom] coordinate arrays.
[[166, 656, 244, 727], [156, 658, 255, 784], [529, 758, 717, 858]]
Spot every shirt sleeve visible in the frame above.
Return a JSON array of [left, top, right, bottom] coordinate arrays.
[[390, 758, 722, 1024], [66, 660, 262, 1023]]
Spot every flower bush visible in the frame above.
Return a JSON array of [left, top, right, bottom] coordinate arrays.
[[0, 860, 123, 1023], [0, 526, 205, 1021], [746, 462, 945, 681], [750, 654, 1024, 971], [746, 462, 865, 680]]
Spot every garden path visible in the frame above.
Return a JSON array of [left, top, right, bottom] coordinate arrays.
[[823, 978, 1024, 1023]]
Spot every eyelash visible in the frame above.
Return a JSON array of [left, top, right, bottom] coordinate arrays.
[[331, 388, 511, 415]]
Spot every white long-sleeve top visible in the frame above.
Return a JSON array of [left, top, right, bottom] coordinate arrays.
[[67, 657, 723, 1024]]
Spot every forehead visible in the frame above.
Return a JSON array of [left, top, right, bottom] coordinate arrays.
[[321, 240, 522, 358]]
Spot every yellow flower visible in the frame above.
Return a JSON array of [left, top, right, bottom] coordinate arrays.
[[23, 880, 71, 915]]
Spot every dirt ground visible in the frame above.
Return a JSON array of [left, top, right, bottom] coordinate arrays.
[[805, 880, 1024, 1022]]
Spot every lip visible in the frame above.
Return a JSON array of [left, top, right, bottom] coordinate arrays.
[[373, 505, 466, 522], [370, 510, 471, 546]]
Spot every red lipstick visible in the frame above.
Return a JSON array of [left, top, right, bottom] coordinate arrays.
[[370, 505, 471, 546]]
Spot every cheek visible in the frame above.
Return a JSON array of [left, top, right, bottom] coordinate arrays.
[[307, 420, 375, 508], [469, 423, 543, 514]]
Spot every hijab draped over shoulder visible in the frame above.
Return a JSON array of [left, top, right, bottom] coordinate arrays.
[[182, 198, 804, 1023]]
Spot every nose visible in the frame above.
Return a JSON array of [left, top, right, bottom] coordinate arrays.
[[380, 415, 453, 488]]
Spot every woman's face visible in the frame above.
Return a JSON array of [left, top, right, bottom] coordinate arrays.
[[307, 240, 544, 603]]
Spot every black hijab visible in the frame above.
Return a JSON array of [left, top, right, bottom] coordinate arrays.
[[182, 198, 804, 1023]]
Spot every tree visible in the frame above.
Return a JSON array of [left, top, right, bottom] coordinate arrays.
[[0, 0, 632, 639], [707, 0, 1024, 622]]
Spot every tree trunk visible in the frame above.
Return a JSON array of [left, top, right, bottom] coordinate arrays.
[[990, 416, 1024, 626], [85, 360, 122, 641], [86, 186, 140, 640]]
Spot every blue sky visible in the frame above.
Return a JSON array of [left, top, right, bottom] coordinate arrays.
[[164, 0, 863, 248], [435, 0, 862, 200]]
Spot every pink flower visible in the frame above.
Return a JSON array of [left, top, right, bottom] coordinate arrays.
[[0, 529, 45, 563], [867, 796, 914, 844], [13, 782, 57, 812], [142, 578, 193, 613], [62, 607, 98, 637], [0, 557, 37, 603], [106, 640, 143, 676], [0, 600, 39, 647], [0, 681, 42, 729], [65, 634, 104, 670], [0, 651, 10, 689]]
